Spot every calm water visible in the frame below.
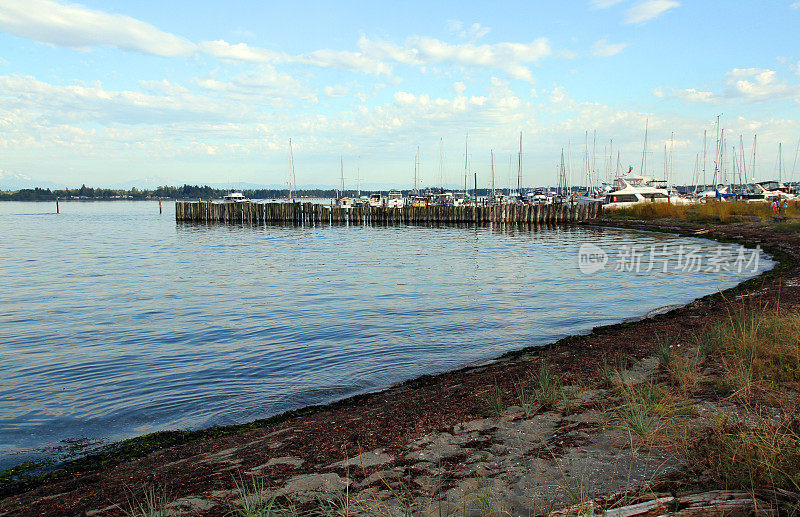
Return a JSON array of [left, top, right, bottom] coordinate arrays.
[[0, 201, 772, 469]]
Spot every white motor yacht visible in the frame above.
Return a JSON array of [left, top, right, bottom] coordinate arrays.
[[387, 189, 404, 208], [368, 194, 384, 207], [603, 174, 688, 207], [223, 191, 247, 202]]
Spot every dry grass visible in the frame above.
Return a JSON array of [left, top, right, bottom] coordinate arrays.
[[687, 306, 800, 502], [700, 307, 800, 396], [696, 410, 800, 494], [606, 200, 800, 224]]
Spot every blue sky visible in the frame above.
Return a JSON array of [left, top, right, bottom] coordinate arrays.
[[0, 0, 799, 188]]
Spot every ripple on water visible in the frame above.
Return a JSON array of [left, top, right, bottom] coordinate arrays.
[[0, 201, 773, 469]]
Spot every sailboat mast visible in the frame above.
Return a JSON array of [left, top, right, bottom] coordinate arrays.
[[669, 132, 674, 185], [464, 133, 469, 195], [592, 130, 596, 188], [491, 150, 495, 198], [702, 130, 707, 189], [719, 128, 727, 185], [414, 146, 420, 195], [778, 142, 783, 184], [739, 135, 746, 188], [567, 140, 572, 197], [507, 155, 512, 196], [288, 138, 295, 202], [439, 137, 444, 190], [585, 131, 590, 189], [340, 156, 344, 194], [752, 135, 757, 182], [517, 131, 522, 193], [713, 115, 720, 185], [641, 119, 648, 177], [357, 156, 361, 197]]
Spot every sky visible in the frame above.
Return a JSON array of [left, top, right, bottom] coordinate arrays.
[[0, 0, 799, 189]]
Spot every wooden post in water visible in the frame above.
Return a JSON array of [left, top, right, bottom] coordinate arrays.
[[159, 200, 162, 214], [56, 197, 59, 214]]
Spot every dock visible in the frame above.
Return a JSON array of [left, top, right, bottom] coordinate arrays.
[[175, 201, 601, 225]]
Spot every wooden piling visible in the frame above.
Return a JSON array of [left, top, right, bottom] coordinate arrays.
[[174, 200, 601, 227]]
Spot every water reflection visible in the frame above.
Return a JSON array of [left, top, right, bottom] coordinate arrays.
[[0, 201, 772, 469]]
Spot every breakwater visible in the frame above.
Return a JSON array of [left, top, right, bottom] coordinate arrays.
[[175, 201, 601, 225]]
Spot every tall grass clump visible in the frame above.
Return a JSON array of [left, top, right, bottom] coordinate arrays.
[[533, 363, 562, 408], [231, 476, 297, 517], [655, 331, 676, 367], [696, 412, 800, 494], [606, 200, 800, 224], [700, 307, 800, 395], [517, 363, 570, 415], [612, 379, 684, 445], [483, 381, 504, 419], [124, 486, 171, 517]]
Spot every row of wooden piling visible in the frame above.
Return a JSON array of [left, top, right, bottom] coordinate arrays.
[[174, 201, 602, 225]]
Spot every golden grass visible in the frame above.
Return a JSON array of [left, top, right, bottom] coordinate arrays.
[[700, 307, 800, 392], [697, 410, 800, 494], [606, 200, 800, 224]]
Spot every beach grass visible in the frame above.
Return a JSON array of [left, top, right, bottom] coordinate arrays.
[[605, 200, 800, 224]]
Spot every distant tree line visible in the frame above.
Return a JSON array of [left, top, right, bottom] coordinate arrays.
[[1, 185, 489, 201]]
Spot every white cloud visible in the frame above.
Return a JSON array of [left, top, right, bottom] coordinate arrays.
[[792, 1, 800, 8], [324, 85, 350, 98], [725, 68, 800, 102], [590, 0, 625, 8], [671, 88, 718, 103], [659, 67, 800, 104], [358, 36, 551, 82], [138, 79, 191, 96], [194, 66, 317, 103], [467, 23, 490, 41], [294, 49, 391, 75], [198, 40, 279, 63], [199, 39, 392, 75], [0, 73, 250, 126], [591, 39, 627, 57], [393, 91, 417, 106], [454, 82, 466, 94], [624, 0, 680, 24], [0, 0, 195, 57], [445, 19, 463, 33]]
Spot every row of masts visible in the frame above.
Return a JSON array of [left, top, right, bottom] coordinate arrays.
[[285, 122, 800, 198]]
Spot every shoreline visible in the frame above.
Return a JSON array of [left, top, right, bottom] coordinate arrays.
[[1, 217, 797, 515]]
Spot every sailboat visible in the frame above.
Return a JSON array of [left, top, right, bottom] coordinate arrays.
[[336, 157, 354, 208], [753, 143, 797, 200], [454, 134, 470, 206], [575, 130, 604, 206]]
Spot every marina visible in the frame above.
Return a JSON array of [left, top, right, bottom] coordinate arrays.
[[2, 1, 800, 513]]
